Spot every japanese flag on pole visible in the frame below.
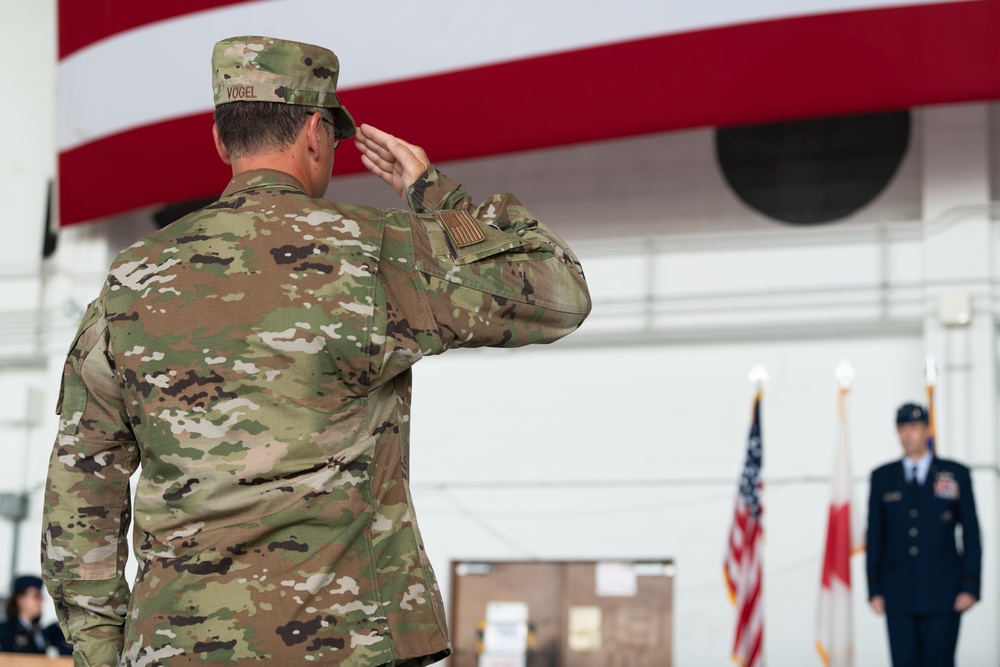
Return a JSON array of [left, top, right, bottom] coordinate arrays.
[[816, 384, 862, 667]]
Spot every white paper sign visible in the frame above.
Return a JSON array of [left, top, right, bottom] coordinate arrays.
[[596, 561, 638, 597], [568, 605, 603, 651], [483, 621, 528, 654], [479, 656, 527, 667], [485, 601, 529, 624]]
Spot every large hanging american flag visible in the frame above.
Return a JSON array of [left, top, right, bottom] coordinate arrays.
[[725, 391, 764, 667], [56, 0, 1000, 227]]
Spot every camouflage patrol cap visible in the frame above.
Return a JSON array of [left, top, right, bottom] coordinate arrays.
[[212, 35, 356, 138]]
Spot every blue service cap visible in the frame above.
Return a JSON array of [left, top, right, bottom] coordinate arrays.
[[12, 575, 43, 593], [896, 403, 929, 425]]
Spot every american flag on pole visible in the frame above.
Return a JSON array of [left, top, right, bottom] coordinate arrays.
[[816, 381, 861, 667], [725, 390, 764, 667]]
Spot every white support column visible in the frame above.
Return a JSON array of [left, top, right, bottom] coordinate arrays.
[[921, 102, 998, 665]]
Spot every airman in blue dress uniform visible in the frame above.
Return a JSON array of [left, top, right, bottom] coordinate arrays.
[[866, 403, 981, 666]]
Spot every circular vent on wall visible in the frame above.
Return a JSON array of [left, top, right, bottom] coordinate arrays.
[[715, 110, 911, 225]]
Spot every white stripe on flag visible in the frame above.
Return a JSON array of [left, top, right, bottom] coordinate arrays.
[[58, 0, 971, 152]]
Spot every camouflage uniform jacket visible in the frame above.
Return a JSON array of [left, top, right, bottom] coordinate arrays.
[[41, 166, 590, 667]]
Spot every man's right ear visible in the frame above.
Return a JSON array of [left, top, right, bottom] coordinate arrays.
[[212, 123, 232, 166]]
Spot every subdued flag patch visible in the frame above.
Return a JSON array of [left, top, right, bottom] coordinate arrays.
[[438, 210, 485, 248]]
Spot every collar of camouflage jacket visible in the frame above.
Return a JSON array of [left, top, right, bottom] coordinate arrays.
[[220, 168, 308, 199]]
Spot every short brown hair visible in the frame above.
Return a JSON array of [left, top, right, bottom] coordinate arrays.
[[214, 102, 337, 158]]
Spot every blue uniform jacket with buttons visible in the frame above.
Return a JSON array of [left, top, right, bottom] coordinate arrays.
[[866, 457, 981, 614]]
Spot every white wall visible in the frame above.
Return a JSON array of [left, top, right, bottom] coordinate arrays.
[[0, 0, 54, 275], [331, 117, 922, 240], [0, 0, 57, 588], [408, 335, 926, 666]]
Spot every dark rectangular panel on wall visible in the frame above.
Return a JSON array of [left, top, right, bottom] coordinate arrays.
[[450, 562, 563, 667], [562, 562, 673, 667]]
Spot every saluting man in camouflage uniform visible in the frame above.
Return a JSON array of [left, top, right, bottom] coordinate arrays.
[[42, 36, 590, 667]]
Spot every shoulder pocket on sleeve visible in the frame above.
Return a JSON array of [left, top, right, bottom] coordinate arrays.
[[419, 212, 547, 265], [56, 298, 107, 424]]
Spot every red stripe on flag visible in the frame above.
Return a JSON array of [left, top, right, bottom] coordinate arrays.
[[59, 113, 230, 226], [821, 503, 853, 588], [737, 563, 761, 629], [732, 527, 764, 667], [58, 0, 256, 59], [58, 0, 1000, 225], [746, 625, 764, 667]]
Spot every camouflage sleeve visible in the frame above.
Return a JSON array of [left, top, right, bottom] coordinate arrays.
[[400, 166, 591, 353], [42, 289, 139, 667]]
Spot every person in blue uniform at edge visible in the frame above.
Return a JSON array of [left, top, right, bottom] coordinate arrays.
[[0, 575, 72, 654], [866, 403, 982, 666]]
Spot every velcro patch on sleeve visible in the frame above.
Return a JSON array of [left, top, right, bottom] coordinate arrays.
[[438, 210, 486, 248]]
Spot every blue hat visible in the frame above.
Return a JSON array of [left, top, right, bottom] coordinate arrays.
[[896, 403, 929, 425], [12, 575, 43, 594]]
